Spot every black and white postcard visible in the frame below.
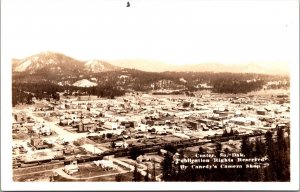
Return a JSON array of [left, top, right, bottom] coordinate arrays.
[[1, 0, 299, 191]]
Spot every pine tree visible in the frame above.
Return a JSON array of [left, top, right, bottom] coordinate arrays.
[[144, 166, 150, 182], [212, 142, 225, 181], [178, 149, 184, 158], [129, 146, 143, 160], [265, 131, 273, 149], [264, 131, 277, 181], [249, 141, 255, 157], [224, 147, 230, 154], [152, 160, 156, 181], [254, 137, 266, 157], [276, 128, 287, 151], [115, 174, 123, 182], [215, 142, 222, 158], [111, 141, 116, 148], [161, 153, 173, 181], [198, 146, 206, 154], [132, 163, 141, 182], [222, 129, 228, 137], [241, 136, 251, 157], [229, 128, 234, 136], [237, 136, 252, 181], [275, 128, 290, 181]]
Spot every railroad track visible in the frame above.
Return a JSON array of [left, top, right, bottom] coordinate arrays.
[[13, 131, 272, 172], [13, 161, 64, 176]]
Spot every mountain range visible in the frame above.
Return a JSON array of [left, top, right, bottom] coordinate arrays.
[[109, 59, 289, 75], [12, 52, 121, 75], [12, 51, 289, 75]]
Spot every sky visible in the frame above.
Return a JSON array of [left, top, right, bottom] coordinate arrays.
[[1, 0, 299, 65]]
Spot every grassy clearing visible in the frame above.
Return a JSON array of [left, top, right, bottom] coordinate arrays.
[[71, 163, 121, 178], [14, 171, 52, 182]]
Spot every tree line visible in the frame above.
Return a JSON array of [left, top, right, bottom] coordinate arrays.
[[12, 82, 126, 106], [212, 79, 264, 94], [159, 128, 289, 181], [12, 71, 290, 106], [113, 128, 289, 182]]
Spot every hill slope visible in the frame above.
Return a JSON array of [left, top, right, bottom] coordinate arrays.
[[12, 52, 121, 75], [12, 52, 289, 75], [84, 60, 121, 73]]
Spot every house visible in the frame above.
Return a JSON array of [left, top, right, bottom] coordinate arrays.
[[156, 130, 167, 135], [85, 122, 96, 131], [173, 152, 181, 161], [90, 109, 102, 117], [70, 114, 78, 121], [188, 121, 199, 130], [229, 117, 250, 126], [257, 109, 267, 115], [120, 121, 138, 128], [153, 121, 165, 126], [142, 119, 155, 126], [120, 121, 131, 128], [77, 121, 96, 132], [75, 118, 96, 132], [115, 141, 129, 148], [59, 118, 72, 126], [198, 119, 213, 126], [14, 112, 27, 123], [93, 160, 116, 170], [31, 137, 43, 147], [35, 103, 54, 111], [30, 137, 50, 150], [19, 126, 29, 134], [229, 117, 258, 126], [64, 160, 79, 175], [40, 125, 52, 136], [137, 155, 151, 163], [58, 104, 65, 110], [103, 122, 119, 130], [32, 123, 51, 135], [160, 149, 167, 155]]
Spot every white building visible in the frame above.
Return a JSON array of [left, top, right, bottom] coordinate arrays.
[[64, 160, 79, 175], [103, 122, 119, 130], [93, 160, 116, 170]]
